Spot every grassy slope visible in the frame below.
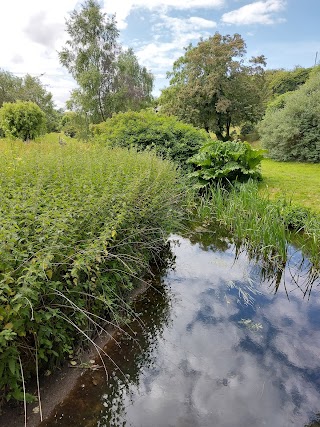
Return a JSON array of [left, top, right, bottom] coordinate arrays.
[[260, 159, 320, 213]]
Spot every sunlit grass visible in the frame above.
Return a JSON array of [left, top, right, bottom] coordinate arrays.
[[260, 158, 320, 213]]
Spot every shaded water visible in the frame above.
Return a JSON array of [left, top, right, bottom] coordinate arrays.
[[43, 231, 320, 427]]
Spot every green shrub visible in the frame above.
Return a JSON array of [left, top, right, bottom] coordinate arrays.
[[278, 203, 311, 231], [258, 72, 320, 162], [93, 110, 210, 167], [0, 140, 182, 403], [0, 101, 46, 141], [188, 140, 264, 188]]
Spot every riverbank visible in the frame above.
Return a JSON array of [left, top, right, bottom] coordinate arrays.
[[0, 139, 183, 413]]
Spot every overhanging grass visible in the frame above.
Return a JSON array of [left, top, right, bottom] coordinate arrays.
[[260, 159, 320, 213], [190, 181, 320, 276], [0, 138, 183, 403]]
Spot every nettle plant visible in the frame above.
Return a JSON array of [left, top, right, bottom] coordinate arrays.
[[188, 140, 264, 189]]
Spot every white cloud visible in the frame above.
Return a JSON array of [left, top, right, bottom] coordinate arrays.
[[221, 0, 286, 25], [106, 0, 224, 29], [135, 13, 216, 89]]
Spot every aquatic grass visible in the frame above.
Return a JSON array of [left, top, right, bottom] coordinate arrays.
[[190, 181, 320, 285], [0, 138, 183, 405]]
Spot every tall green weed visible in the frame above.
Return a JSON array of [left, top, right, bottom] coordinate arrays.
[[0, 139, 182, 403]]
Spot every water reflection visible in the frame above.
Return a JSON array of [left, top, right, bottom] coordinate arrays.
[[43, 234, 320, 427]]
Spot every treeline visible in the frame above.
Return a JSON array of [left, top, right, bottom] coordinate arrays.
[[1, 0, 319, 164]]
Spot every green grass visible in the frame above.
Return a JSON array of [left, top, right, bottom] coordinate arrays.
[[260, 158, 320, 213]]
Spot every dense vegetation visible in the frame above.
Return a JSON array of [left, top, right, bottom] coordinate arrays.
[[0, 101, 46, 141], [0, 139, 182, 403], [0, 71, 60, 133], [259, 72, 320, 162], [93, 110, 210, 167], [191, 181, 320, 279], [188, 140, 264, 188], [1, 8, 320, 413]]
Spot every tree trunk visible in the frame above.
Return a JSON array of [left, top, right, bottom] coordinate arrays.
[[226, 116, 231, 140], [216, 114, 225, 141]]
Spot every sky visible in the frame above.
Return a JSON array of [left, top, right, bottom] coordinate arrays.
[[0, 0, 319, 108]]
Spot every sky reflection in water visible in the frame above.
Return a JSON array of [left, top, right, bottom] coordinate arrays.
[[44, 234, 320, 427]]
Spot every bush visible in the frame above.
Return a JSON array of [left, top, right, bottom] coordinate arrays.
[[188, 140, 264, 188], [0, 101, 46, 141], [258, 72, 320, 162], [92, 110, 210, 167], [0, 140, 182, 403]]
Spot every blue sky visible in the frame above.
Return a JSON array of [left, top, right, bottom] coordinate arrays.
[[0, 0, 319, 107]]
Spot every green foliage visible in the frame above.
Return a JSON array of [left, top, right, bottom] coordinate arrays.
[[94, 110, 210, 166], [266, 66, 312, 97], [279, 203, 311, 231], [191, 181, 320, 282], [0, 139, 182, 403], [0, 101, 46, 141], [0, 70, 60, 132], [61, 111, 91, 140], [59, 0, 153, 122], [259, 72, 320, 162], [160, 32, 266, 140], [188, 140, 264, 188]]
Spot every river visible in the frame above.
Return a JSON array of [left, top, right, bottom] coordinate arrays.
[[42, 230, 320, 427]]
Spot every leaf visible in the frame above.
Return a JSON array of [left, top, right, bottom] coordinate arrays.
[[8, 358, 16, 375], [46, 269, 53, 279], [4, 323, 13, 330]]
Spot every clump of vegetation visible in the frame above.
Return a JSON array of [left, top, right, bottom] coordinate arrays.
[[93, 110, 210, 167], [191, 181, 320, 270], [266, 66, 312, 97], [0, 139, 182, 404], [0, 101, 46, 141], [0, 70, 61, 133], [258, 72, 320, 162], [188, 140, 264, 188]]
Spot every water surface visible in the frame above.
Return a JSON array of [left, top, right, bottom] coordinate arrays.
[[43, 232, 320, 427]]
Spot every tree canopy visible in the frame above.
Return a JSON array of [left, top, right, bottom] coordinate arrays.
[[258, 71, 320, 162], [0, 101, 46, 141], [0, 70, 60, 132], [160, 32, 266, 140], [59, 0, 153, 123], [265, 66, 312, 98]]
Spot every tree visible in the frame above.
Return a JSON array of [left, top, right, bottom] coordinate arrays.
[[0, 101, 46, 141], [0, 70, 60, 132], [19, 74, 59, 131], [160, 33, 266, 140], [265, 66, 312, 98], [258, 71, 320, 162], [0, 70, 21, 106], [114, 48, 153, 112], [59, 0, 153, 123]]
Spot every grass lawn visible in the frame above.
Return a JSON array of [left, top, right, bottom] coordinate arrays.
[[261, 158, 320, 213]]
